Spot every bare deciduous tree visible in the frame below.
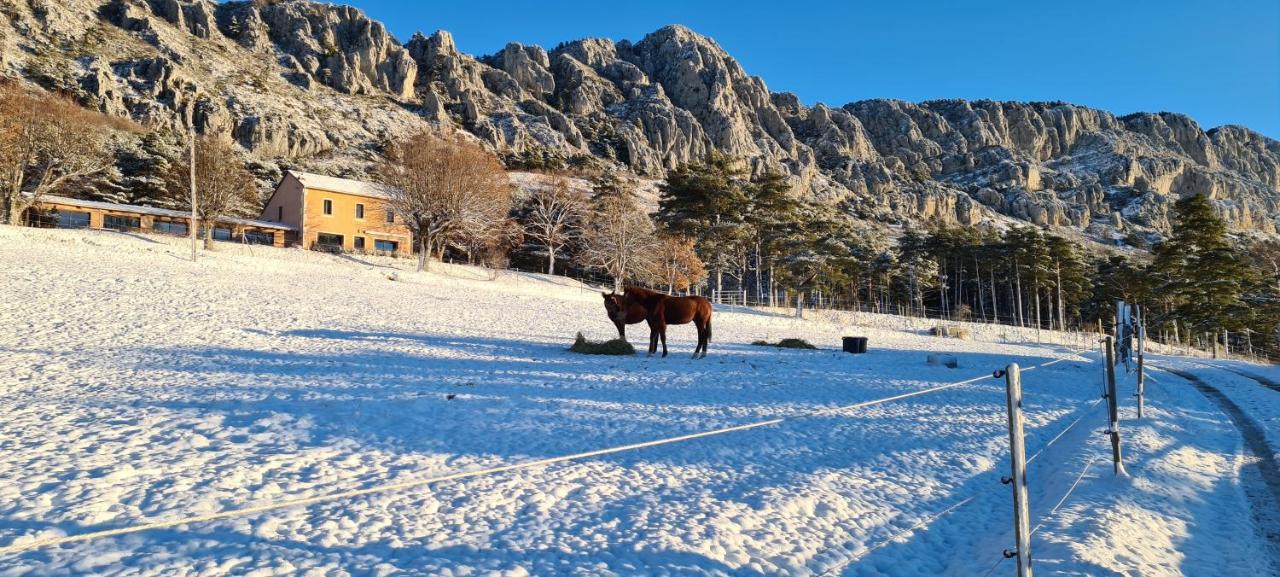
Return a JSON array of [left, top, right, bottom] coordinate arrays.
[[579, 172, 658, 291], [519, 176, 588, 275], [376, 131, 513, 272], [0, 82, 127, 225], [458, 216, 524, 279], [162, 135, 259, 249]]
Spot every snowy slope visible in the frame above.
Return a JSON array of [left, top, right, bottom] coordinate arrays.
[[0, 225, 1274, 576]]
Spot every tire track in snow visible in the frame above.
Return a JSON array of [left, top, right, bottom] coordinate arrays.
[[1215, 366, 1280, 394], [1156, 365, 1280, 563]]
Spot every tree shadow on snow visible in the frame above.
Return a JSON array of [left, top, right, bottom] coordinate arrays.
[[88, 327, 1101, 574], [124, 328, 1088, 465]]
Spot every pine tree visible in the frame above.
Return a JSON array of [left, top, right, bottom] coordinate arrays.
[[656, 155, 749, 292], [1046, 234, 1091, 331], [773, 203, 858, 314], [895, 230, 939, 316], [745, 171, 804, 303], [1163, 195, 1255, 335]]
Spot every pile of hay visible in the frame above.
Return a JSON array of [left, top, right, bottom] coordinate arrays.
[[569, 332, 636, 355], [752, 338, 818, 350], [930, 326, 972, 340]]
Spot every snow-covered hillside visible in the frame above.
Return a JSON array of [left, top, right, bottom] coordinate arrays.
[[0, 226, 1276, 576]]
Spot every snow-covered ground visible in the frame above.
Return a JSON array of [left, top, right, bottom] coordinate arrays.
[[0, 225, 1276, 576]]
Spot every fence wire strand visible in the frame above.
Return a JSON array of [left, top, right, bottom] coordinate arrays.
[[980, 553, 1009, 577], [817, 494, 980, 576], [814, 371, 1105, 573], [1032, 456, 1100, 537]]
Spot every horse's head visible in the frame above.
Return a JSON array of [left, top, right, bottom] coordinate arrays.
[[602, 292, 627, 322]]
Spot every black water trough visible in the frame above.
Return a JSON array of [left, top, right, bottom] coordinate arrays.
[[843, 337, 868, 354]]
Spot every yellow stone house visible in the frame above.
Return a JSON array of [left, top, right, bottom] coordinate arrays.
[[261, 171, 413, 257]]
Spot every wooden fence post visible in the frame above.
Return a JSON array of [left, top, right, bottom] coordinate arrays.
[[1105, 336, 1127, 476], [1001, 363, 1034, 577]]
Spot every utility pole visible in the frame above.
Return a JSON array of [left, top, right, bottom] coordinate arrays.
[[189, 130, 198, 262]]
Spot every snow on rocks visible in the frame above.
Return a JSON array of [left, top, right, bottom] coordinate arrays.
[[0, 225, 1273, 575]]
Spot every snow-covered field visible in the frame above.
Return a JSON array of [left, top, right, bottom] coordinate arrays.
[[1, 225, 1277, 576]]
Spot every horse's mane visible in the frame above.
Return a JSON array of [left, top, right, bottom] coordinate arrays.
[[623, 286, 667, 308], [623, 286, 662, 298]]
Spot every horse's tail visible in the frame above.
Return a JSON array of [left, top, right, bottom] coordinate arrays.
[[704, 302, 713, 342]]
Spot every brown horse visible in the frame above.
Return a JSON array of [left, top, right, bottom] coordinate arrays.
[[622, 286, 713, 358], [602, 291, 649, 339]]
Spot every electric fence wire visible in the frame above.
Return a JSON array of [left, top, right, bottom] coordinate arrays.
[[815, 359, 1103, 576]]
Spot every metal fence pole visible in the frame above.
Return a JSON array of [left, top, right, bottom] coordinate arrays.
[[1000, 363, 1034, 577], [1104, 336, 1127, 476], [1136, 306, 1146, 420]]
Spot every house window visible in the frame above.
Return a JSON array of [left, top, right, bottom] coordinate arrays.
[[354, 236, 365, 251], [355, 203, 365, 219], [55, 211, 91, 229], [104, 215, 141, 230], [385, 209, 394, 223], [202, 226, 233, 241], [153, 220, 188, 236], [277, 206, 283, 221], [243, 231, 275, 246], [323, 199, 333, 215], [374, 239, 398, 253], [315, 233, 344, 253]]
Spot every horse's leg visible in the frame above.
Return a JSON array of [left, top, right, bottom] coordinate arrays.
[[615, 320, 626, 340], [659, 322, 668, 358], [700, 312, 712, 359], [647, 320, 658, 356], [692, 321, 704, 359]]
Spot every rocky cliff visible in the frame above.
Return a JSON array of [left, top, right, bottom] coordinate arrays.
[[3, 0, 1278, 240]]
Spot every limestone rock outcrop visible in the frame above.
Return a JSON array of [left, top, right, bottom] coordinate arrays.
[[2, 0, 1277, 240]]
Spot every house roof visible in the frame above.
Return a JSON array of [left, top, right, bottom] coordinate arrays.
[[288, 171, 399, 200], [39, 195, 297, 231]]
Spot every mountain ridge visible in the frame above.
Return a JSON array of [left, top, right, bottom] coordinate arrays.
[[3, 0, 1278, 242]]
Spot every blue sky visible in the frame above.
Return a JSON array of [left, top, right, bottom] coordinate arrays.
[[346, 0, 1279, 138]]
